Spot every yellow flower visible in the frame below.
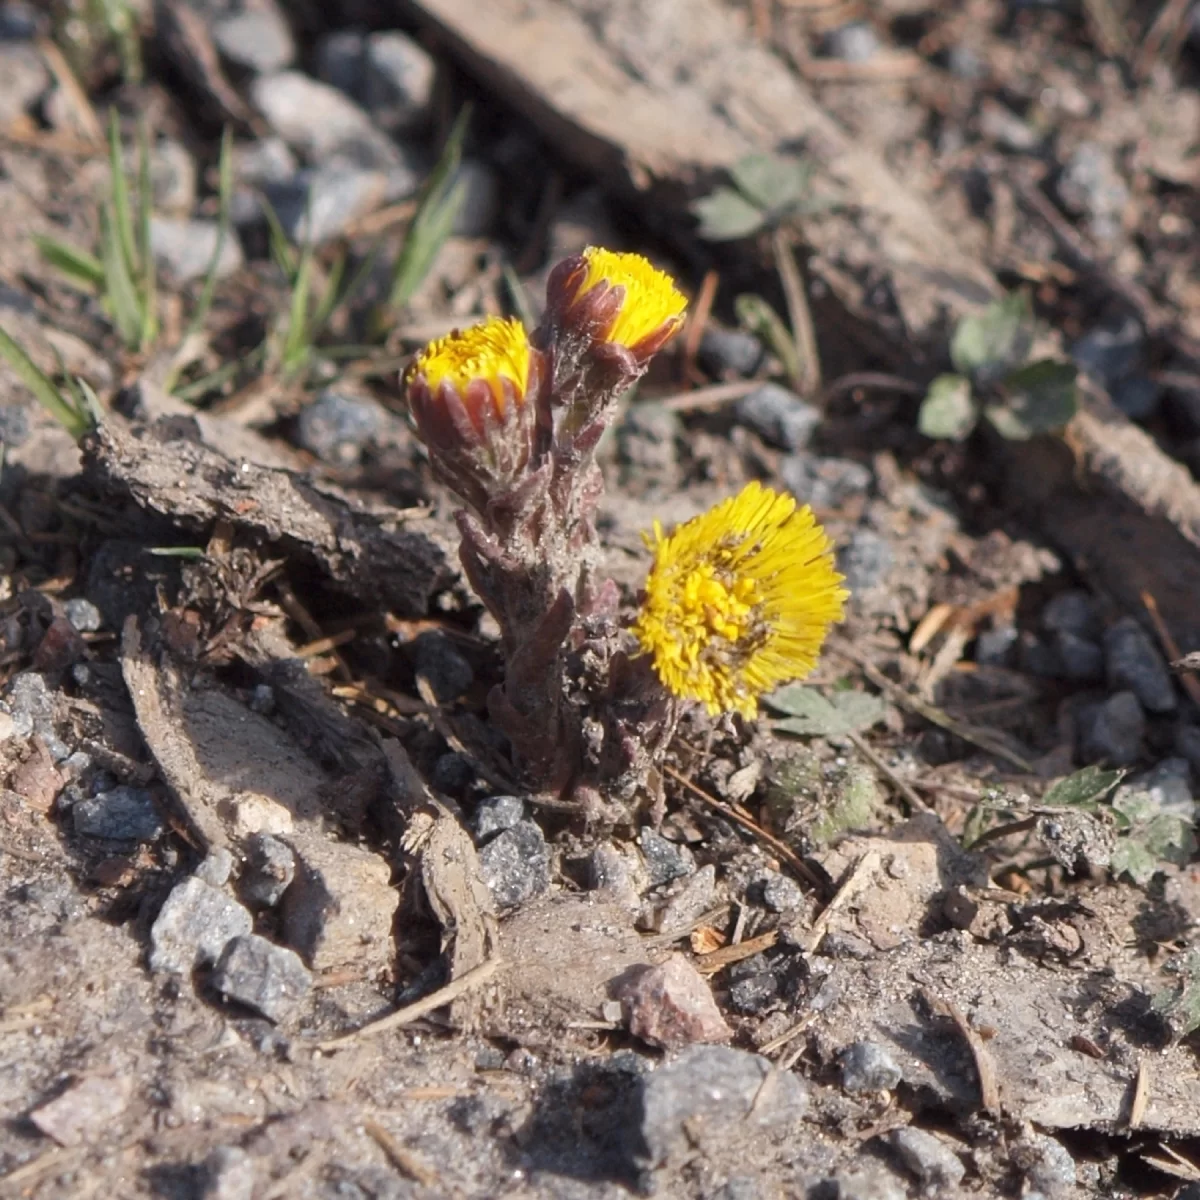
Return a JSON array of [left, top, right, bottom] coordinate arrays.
[[577, 247, 687, 352], [411, 316, 531, 427], [633, 481, 848, 718]]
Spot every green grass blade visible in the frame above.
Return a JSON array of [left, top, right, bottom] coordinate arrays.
[[0, 325, 91, 440], [107, 108, 138, 284], [310, 241, 383, 344], [502, 262, 536, 330], [388, 106, 471, 309], [34, 236, 105, 291], [136, 116, 158, 350], [100, 203, 145, 348], [310, 247, 347, 333], [282, 214, 316, 375], [259, 190, 297, 279]]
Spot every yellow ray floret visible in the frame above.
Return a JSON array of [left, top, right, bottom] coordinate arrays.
[[633, 481, 848, 718], [413, 316, 531, 414], [579, 247, 687, 350]]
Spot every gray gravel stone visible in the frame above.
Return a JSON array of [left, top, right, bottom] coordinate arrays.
[[0, 1, 39, 39], [1020, 1132, 1077, 1192], [213, 933, 311, 1022], [0, 42, 48, 125], [150, 877, 253, 975], [728, 967, 778, 1015], [150, 217, 243, 283], [450, 158, 500, 237], [431, 752, 474, 796], [1070, 312, 1144, 390], [1041, 589, 1100, 639], [1104, 616, 1176, 713], [195, 847, 234, 888], [1175, 725, 1200, 779], [473, 794, 526, 841], [73, 785, 163, 841], [840, 1040, 903, 1093], [782, 455, 872, 511], [736, 383, 820, 451], [1058, 142, 1130, 242], [698, 326, 765, 378], [979, 100, 1040, 151], [1054, 631, 1104, 682], [478, 820, 550, 908], [888, 1127, 965, 1187], [363, 30, 436, 134], [412, 629, 474, 703], [1112, 374, 1162, 421], [251, 70, 404, 173], [1079, 691, 1145, 766], [1119, 757, 1195, 821], [249, 684, 275, 715], [136, 138, 197, 217], [241, 833, 295, 908], [263, 166, 390, 244], [822, 21, 879, 61], [212, 3, 294, 74], [834, 1168, 907, 1200], [63, 598, 101, 633], [296, 388, 385, 463], [761, 871, 805, 913], [637, 1046, 806, 1170], [639, 827, 694, 886], [314, 29, 365, 98], [7, 671, 53, 740], [201, 1145, 258, 1200], [975, 625, 1018, 666]]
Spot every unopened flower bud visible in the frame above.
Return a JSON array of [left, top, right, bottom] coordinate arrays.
[[404, 316, 543, 512]]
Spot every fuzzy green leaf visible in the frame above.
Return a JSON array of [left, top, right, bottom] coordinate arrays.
[[767, 686, 887, 739], [1042, 765, 1125, 811], [730, 154, 813, 213], [693, 188, 768, 241], [811, 761, 881, 845], [918, 373, 976, 440], [985, 359, 1078, 440], [950, 292, 1033, 378]]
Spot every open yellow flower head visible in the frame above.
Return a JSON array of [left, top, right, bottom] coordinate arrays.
[[633, 481, 848, 718], [410, 316, 532, 432], [577, 247, 687, 351]]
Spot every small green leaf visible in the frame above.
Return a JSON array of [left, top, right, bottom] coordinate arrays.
[[692, 187, 767, 241], [811, 762, 881, 845], [767, 686, 887, 739], [1042, 765, 1124, 811], [734, 293, 801, 385], [730, 154, 813, 213], [1110, 837, 1159, 885], [950, 292, 1033, 378], [917, 373, 976, 440], [1153, 950, 1200, 1036], [985, 359, 1078, 440]]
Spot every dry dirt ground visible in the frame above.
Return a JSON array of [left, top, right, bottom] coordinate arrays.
[[2, 2, 1200, 1198]]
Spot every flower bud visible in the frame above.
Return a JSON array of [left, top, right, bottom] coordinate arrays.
[[404, 317, 542, 512]]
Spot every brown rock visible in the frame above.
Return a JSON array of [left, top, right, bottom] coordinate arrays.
[[616, 953, 732, 1050]]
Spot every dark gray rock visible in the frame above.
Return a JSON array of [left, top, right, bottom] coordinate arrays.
[[474, 794, 525, 841], [63, 598, 101, 633], [213, 934, 311, 1022], [639, 827, 694, 886], [888, 1127, 965, 1188], [821, 21, 879, 61], [698, 326, 765, 378], [1104, 616, 1176, 713], [1019, 632, 1061, 679], [588, 842, 640, 907], [1070, 313, 1144, 390], [1112, 374, 1161, 422], [0, 1, 39, 39], [149, 877, 253, 975], [1019, 1132, 1077, 1193], [782, 455, 872, 511], [212, 2, 294, 74], [73, 786, 162, 841], [975, 625, 1018, 667], [736, 384, 820, 451], [637, 1046, 807, 1171], [761, 871, 805, 913], [478, 820, 550, 908], [840, 1040, 902, 1093], [837, 529, 893, 595], [297, 388, 385, 464], [1079, 691, 1145, 766], [727, 968, 779, 1015], [432, 752, 474, 796], [1055, 631, 1104, 683], [1175, 725, 1200, 780], [617, 403, 680, 481], [1041, 589, 1100, 639], [314, 29, 365, 97], [249, 684, 275, 715], [150, 218, 243, 283], [241, 833, 295, 908], [411, 629, 474, 702], [363, 30, 436, 134], [0, 42, 48, 124], [450, 159, 500, 237]]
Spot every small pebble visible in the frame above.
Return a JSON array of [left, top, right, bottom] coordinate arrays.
[[1041, 589, 1100, 639], [213, 933, 311, 1022], [478, 820, 550, 907], [975, 625, 1018, 667], [888, 1127, 966, 1188], [979, 99, 1040, 152], [297, 388, 384, 464], [834, 1169, 907, 1200], [698, 326, 765, 378], [1104, 616, 1176, 713], [728, 967, 779, 1015], [201, 1145, 258, 1200], [249, 684, 275, 715], [7, 671, 54, 740], [363, 30, 437, 133], [473, 794, 525, 841], [1079, 691, 1145, 766], [72, 785, 163, 841], [1057, 142, 1129, 243], [639, 827, 694, 886], [212, 3, 295, 74], [63, 597, 102, 633], [314, 29, 365, 97], [821, 21, 879, 61], [150, 217, 243, 284], [263, 166, 390, 244], [241, 834, 295, 909], [616, 954, 732, 1049], [432, 752, 474, 796], [1118, 757, 1194, 821], [0, 1, 39, 39], [736, 383, 820, 452], [1070, 312, 1144, 390], [782, 455, 871, 511], [840, 1040, 903, 1093], [411, 629, 474, 703], [1020, 1132, 1077, 1192], [1112, 374, 1161, 422], [1054, 631, 1104, 683], [761, 871, 805, 913], [450, 158, 501, 237], [149, 877, 253, 975], [195, 847, 235, 888]]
